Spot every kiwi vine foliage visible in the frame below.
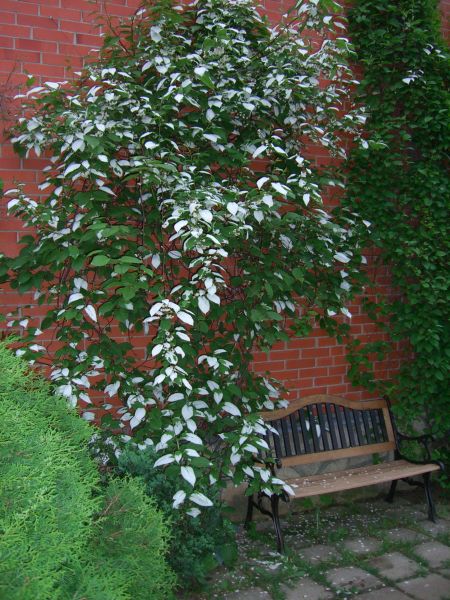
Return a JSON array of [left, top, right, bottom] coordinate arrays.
[[345, 0, 450, 468], [0, 0, 369, 511]]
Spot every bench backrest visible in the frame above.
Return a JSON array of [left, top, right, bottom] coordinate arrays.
[[260, 395, 396, 467]]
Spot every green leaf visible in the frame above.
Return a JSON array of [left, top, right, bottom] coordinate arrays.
[[90, 255, 110, 267]]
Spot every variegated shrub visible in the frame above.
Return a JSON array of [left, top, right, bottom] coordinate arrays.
[[2, 0, 368, 513]]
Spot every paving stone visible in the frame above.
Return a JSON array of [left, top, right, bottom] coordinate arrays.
[[385, 507, 426, 522], [414, 541, 450, 568], [384, 527, 427, 543], [356, 589, 412, 600], [299, 544, 339, 564], [281, 578, 333, 600], [398, 573, 450, 600], [369, 552, 421, 581], [417, 519, 450, 538], [343, 537, 381, 555], [224, 588, 272, 600], [325, 566, 382, 592]]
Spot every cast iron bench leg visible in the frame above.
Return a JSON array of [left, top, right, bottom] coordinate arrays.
[[423, 473, 437, 522], [385, 479, 397, 503], [245, 494, 254, 527], [270, 494, 284, 554]]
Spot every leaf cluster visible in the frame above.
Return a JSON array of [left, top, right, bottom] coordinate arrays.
[[1, 0, 368, 507]]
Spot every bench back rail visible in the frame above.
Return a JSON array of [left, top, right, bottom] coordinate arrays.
[[260, 395, 396, 467]]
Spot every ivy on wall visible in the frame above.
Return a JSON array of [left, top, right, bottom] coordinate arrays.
[[345, 1, 449, 461]]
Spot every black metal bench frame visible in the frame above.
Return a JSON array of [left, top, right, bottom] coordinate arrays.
[[245, 394, 443, 553]]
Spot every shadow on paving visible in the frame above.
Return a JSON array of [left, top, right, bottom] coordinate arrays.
[[181, 487, 450, 600]]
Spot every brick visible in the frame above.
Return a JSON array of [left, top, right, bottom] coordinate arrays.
[[32, 28, 74, 43], [17, 14, 58, 29], [22, 62, 65, 78], [60, 20, 99, 34], [41, 52, 75, 66], [0, 36, 13, 48], [75, 32, 102, 46], [0, 1, 38, 15], [16, 38, 57, 52], [0, 12, 15, 24], [58, 43, 93, 57], [315, 376, 345, 386], [0, 48, 40, 62], [0, 59, 16, 72], [22, 0, 59, 5], [39, 6, 82, 21], [253, 360, 285, 372], [301, 347, 331, 359], [0, 24, 31, 38], [289, 337, 316, 348]]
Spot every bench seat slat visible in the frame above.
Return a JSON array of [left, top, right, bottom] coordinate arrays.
[[288, 460, 441, 499], [280, 440, 396, 467]]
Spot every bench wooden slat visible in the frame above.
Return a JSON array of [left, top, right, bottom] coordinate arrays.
[[298, 408, 312, 453], [288, 460, 441, 498], [344, 407, 358, 446], [335, 404, 349, 448], [325, 403, 340, 449], [279, 441, 396, 467]]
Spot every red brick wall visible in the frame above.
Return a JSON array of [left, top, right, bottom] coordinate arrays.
[[0, 0, 448, 403]]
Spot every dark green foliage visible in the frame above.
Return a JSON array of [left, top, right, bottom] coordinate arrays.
[[118, 446, 238, 588], [345, 1, 450, 476], [0, 342, 175, 599]]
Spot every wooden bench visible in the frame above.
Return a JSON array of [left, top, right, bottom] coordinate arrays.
[[245, 394, 443, 553]]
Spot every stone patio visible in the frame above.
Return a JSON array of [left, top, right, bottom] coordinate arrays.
[[183, 488, 450, 600]]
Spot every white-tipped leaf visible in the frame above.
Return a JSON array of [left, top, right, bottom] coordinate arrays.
[[181, 466, 196, 487], [190, 492, 213, 507]]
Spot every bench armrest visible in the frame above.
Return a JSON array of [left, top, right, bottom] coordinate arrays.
[[395, 431, 437, 464]]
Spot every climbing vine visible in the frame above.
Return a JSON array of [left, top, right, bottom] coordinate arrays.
[[1, 0, 368, 511], [345, 0, 449, 465]]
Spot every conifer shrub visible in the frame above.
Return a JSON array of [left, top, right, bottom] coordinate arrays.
[[0, 342, 175, 600]]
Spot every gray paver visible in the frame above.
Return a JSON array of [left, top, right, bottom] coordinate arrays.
[[369, 552, 421, 581], [414, 541, 450, 568], [417, 519, 450, 538], [326, 566, 382, 592], [385, 527, 427, 543], [356, 589, 411, 600], [281, 578, 333, 600], [398, 574, 450, 600], [299, 544, 338, 564], [344, 537, 381, 555], [385, 507, 426, 522], [224, 588, 272, 600]]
